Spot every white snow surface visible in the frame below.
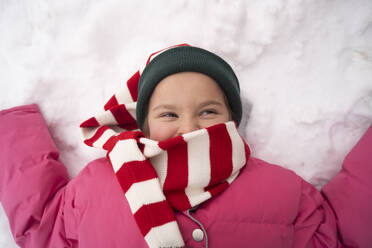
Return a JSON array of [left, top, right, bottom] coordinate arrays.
[[0, 0, 372, 247]]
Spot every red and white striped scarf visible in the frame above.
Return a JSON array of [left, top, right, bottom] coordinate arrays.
[[80, 46, 250, 248]]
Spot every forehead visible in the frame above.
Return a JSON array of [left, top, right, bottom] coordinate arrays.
[[149, 72, 226, 103]]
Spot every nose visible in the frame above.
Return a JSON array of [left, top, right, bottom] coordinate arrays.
[[177, 117, 200, 136]]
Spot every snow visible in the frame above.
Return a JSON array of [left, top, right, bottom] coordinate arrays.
[[0, 0, 371, 246]]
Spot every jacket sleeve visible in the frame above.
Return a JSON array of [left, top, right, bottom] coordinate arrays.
[[293, 178, 342, 248], [294, 123, 372, 248], [322, 123, 372, 247], [0, 104, 71, 247]]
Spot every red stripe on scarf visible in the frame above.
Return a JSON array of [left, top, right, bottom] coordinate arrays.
[[116, 160, 158, 193], [207, 124, 233, 186], [160, 136, 191, 210], [103, 135, 118, 151], [206, 181, 229, 197], [117, 130, 143, 140], [127, 71, 140, 101], [244, 140, 251, 158], [134, 200, 177, 236], [84, 126, 109, 147], [104, 130, 143, 156], [158, 135, 186, 150], [80, 117, 99, 127], [104, 95, 119, 111], [104, 130, 143, 154], [110, 104, 138, 130], [166, 191, 192, 211]]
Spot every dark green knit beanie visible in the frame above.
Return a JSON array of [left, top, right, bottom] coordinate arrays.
[[136, 45, 242, 129]]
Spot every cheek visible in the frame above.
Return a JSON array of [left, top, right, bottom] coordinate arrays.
[[148, 121, 178, 141]]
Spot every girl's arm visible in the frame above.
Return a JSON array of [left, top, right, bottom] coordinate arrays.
[[294, 124, 372, 248], [293, 179, 342, 247], [0, 104, 71, 247], [322, 124, 372, 247]]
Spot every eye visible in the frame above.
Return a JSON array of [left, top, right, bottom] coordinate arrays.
[[160, 112, 178, 118], [200, 109, 217, 116]]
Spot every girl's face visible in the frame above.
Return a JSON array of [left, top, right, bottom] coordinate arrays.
[[145, 71, 231, 141]]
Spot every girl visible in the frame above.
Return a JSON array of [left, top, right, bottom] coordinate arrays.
[[0, 44, 371, 248]]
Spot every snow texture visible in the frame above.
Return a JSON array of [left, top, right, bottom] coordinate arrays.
[[0, 0, 372, 247]]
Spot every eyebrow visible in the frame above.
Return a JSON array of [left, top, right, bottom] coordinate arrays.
[[151, 104, 176, 112], [198, 100, 224, 108], [151, 100, 224, 112]]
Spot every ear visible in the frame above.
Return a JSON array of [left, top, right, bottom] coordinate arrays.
[[142, 116, 150, 137]]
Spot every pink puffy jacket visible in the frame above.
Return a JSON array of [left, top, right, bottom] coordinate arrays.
[[0, 104, 371, 248]]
